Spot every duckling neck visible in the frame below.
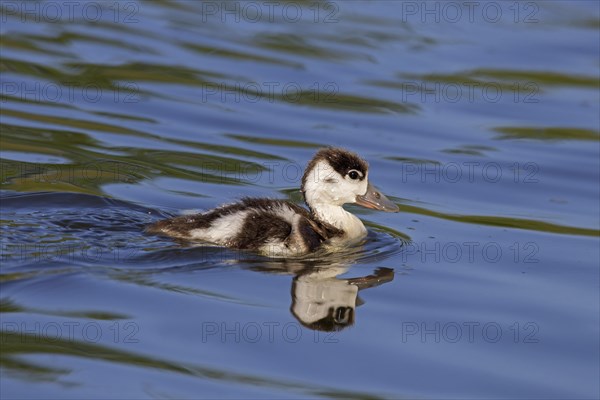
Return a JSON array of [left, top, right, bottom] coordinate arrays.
[[310, 203, 367, 240]]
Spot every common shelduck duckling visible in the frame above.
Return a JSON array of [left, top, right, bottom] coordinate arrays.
[[147, 147, 399, 257]]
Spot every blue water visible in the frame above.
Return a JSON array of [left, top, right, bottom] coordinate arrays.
[[1, 1, 599, 398]]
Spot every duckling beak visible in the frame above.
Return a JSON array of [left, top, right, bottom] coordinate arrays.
[[356, 183, 399, 212]]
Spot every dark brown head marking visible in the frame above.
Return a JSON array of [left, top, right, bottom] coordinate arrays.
[[301, 147, 369, 190]]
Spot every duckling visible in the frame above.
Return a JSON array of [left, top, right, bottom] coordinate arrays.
[[147, 147, 399, 257]]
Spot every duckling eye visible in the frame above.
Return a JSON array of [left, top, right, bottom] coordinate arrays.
[[347, 170, 360, 180]]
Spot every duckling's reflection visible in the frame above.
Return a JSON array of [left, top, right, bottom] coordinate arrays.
[[291, 266, 393, 331], [248, 258, 394, 332]]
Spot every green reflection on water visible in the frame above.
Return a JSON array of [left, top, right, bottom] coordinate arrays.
[[0, 120, 272, 195], [367, 68, 600, 97], [442, 145, 498, 156], [399, 203, 599, 237], [183, 43, 303, 68], [0, 298, 130, 320], [399, 69, 599, 88], [494, 126, 600, 141], [1, 55, 415, 114], [226, 134, 323, 148]]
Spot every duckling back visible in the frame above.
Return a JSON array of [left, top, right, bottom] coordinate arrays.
[[147, 198, 343, 257]]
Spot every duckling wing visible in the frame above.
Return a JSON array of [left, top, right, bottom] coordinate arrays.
[[231, 209, 293, 250], [240, 198, 343, 241], [234, 201, 325, 256]]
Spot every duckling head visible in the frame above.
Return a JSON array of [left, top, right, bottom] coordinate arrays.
[[301, 147, 399, 213]]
